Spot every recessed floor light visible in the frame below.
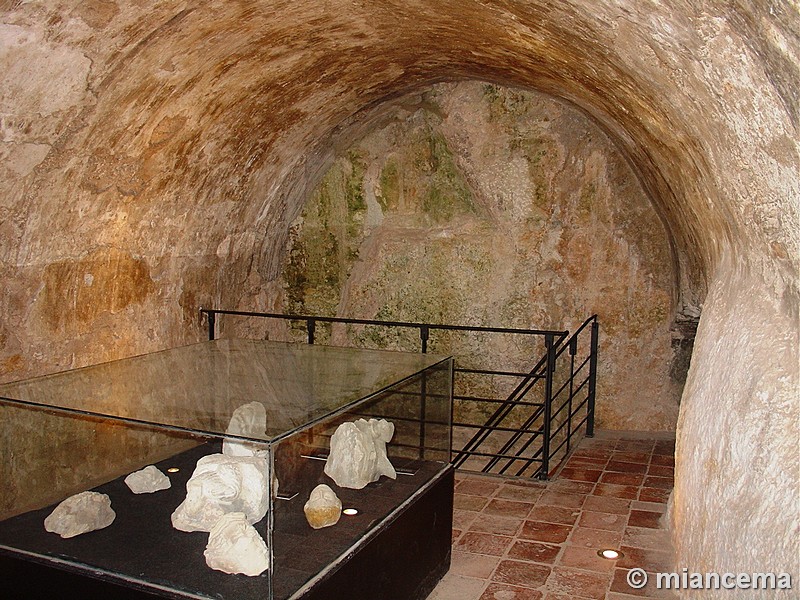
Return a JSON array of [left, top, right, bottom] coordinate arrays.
[[342, 508, 359, 516], [167, 467, 180, 473], [598, 549, 623, 559]]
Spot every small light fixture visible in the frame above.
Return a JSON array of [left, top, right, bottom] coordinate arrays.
[[598, 549, 623, 560], [342, 508, 359, 516], [167, 467, 180, 473]]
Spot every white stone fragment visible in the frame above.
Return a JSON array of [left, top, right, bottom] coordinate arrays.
[[124, 465, 171, 494], [324, 418, 396, 489], [303, 484, 342, 529], [44, 491, 115, 538], [223, 401, 269, 458], [204, 512, 270, 576], [171, 453, 269, 532]]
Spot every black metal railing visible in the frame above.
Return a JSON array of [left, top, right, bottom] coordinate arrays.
[[453, 315, 599, 478], [199, 308, 598, 479]]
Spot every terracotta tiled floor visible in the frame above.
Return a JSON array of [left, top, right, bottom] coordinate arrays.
[[428, 433, 678, 600]]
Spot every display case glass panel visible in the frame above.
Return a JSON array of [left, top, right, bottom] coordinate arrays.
[[0, 339, 453, 599]]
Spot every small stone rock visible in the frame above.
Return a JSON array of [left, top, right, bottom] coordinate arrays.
[[204, 512, 270, 576], [303, 484, 342, 529], [124, 465, 171, 494], [324, 418, 396, 489], [171, 453, 269, 532], [44, 491, 115, 538], [223, 401, 269, 458]]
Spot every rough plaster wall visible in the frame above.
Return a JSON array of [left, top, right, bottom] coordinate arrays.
[[277, 81, 680, 431], [672, 257, 799, 594], [0, 0, 798, 592]]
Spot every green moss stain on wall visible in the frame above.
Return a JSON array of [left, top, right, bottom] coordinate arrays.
[[484, 84, 532, 121], [283, 152, 368, 318], [376, 123, 477, 224], [578, 182, 596, 220], [419, 129, 475, 222], [377, 158, 400, 213]]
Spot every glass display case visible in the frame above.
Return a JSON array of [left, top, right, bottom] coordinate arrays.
[[0, 339, 454, 600]]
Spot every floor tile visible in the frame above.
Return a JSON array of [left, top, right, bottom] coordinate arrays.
[[558, 467, 603, 482], [630, 500, 666, 514], [469, 514, 525, 536], [451, 550, 502, 579], [646, 465, 673, 478], [495, 483, 546, 503], [454, 509, 480, 530], [527, 504, 580, 525], [582, 495, 631, 515], [547, 479, 596, 495], [614, 440, 655, 452], [621, 526, 671, 551], [484, 498, 536, 519], [642, 476, 672, 489], [627, 510, 662, 529], [652, 440, 675, 456], [546, 566, 611, 599], [537, 491, 587, 509], [568, 526, 624, 549], [459, 479, 503, 496], [558, 545, 617, 572], [571, 448, 614, 458], [457, 531, 515, 556], [617, 545, 675, 572], [605, 461, 649, 474], [520, 520, 573, 544], [637, 487, 671, 503], [610, 452, 650, 464], [507, 539, 562, 564], [648, 454, 674, 467], [492, 559, 552, 588], [428, 573, 488, 600], [606, 593, 678, 600], [599, 471, 645, 486], [577, 510, 628, 532], [456, 493, 492, 511], [480, 582, 544, 600], [592, 483, 639, 500], [563, 456, 609, 468]]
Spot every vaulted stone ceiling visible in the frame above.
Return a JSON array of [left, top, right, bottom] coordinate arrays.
[[1, 0, 798, 589], [3, 2, 797, 321]]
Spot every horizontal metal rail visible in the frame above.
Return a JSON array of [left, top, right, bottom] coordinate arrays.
[[201, 308, 566, 343], [198, 308, 597, 481]]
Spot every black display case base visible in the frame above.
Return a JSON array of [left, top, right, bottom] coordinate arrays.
[[0, 466, 453, 600], [298, 465, 453, 600]]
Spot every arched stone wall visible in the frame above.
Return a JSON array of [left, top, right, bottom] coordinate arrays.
[[1, 0, 797, 589], [274, 81, 682, 432]]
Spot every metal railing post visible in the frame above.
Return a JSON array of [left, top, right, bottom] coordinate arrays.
[[207, 310, 216, 341], [417, 326, 430, 457], [539, 334, 556, 480], [567, 335, 577, 453], [307, 319, 316, 345], [586, 319, 599, 437], [420, 325, 429, 354], [419, 369, 428, 460]]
